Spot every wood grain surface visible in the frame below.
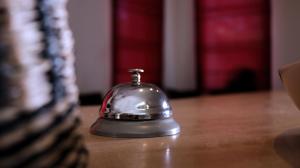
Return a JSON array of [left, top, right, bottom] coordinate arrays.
[[80, 91, 300, 168]]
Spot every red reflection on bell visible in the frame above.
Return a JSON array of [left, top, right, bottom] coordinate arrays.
[[99, 90, 113, 118]]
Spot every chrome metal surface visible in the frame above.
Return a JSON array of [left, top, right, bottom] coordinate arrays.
[[100, 70, 172, 120], [129, 69, 144, 86], [101, 83, 172, 120], [90, 68, 180, 138], [90, 118, 180, 138]]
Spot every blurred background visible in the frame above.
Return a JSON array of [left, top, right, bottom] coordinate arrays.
[[67, 0, 300, 105]]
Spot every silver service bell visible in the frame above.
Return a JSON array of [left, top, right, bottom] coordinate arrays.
[[90, 69, 180, 138]]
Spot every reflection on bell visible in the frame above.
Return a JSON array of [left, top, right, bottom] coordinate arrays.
[[90, 69, 180, 138]]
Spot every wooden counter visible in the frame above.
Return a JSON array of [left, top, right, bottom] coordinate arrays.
[[80, 91, 300, 168]]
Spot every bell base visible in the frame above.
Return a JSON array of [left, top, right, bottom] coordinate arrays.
[[90, 118, 180, 138]]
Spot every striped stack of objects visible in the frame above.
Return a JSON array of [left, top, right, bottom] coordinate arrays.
[[0, 0, 88, 167]]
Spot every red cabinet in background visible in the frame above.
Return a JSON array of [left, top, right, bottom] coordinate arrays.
[[196, 0, 271, 93], [112, 0, 163, 86]]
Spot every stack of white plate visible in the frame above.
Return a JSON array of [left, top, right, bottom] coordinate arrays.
[[0, 0, 88, 167]]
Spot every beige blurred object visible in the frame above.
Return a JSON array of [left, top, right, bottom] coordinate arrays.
[[279, 60, 300, 110]]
